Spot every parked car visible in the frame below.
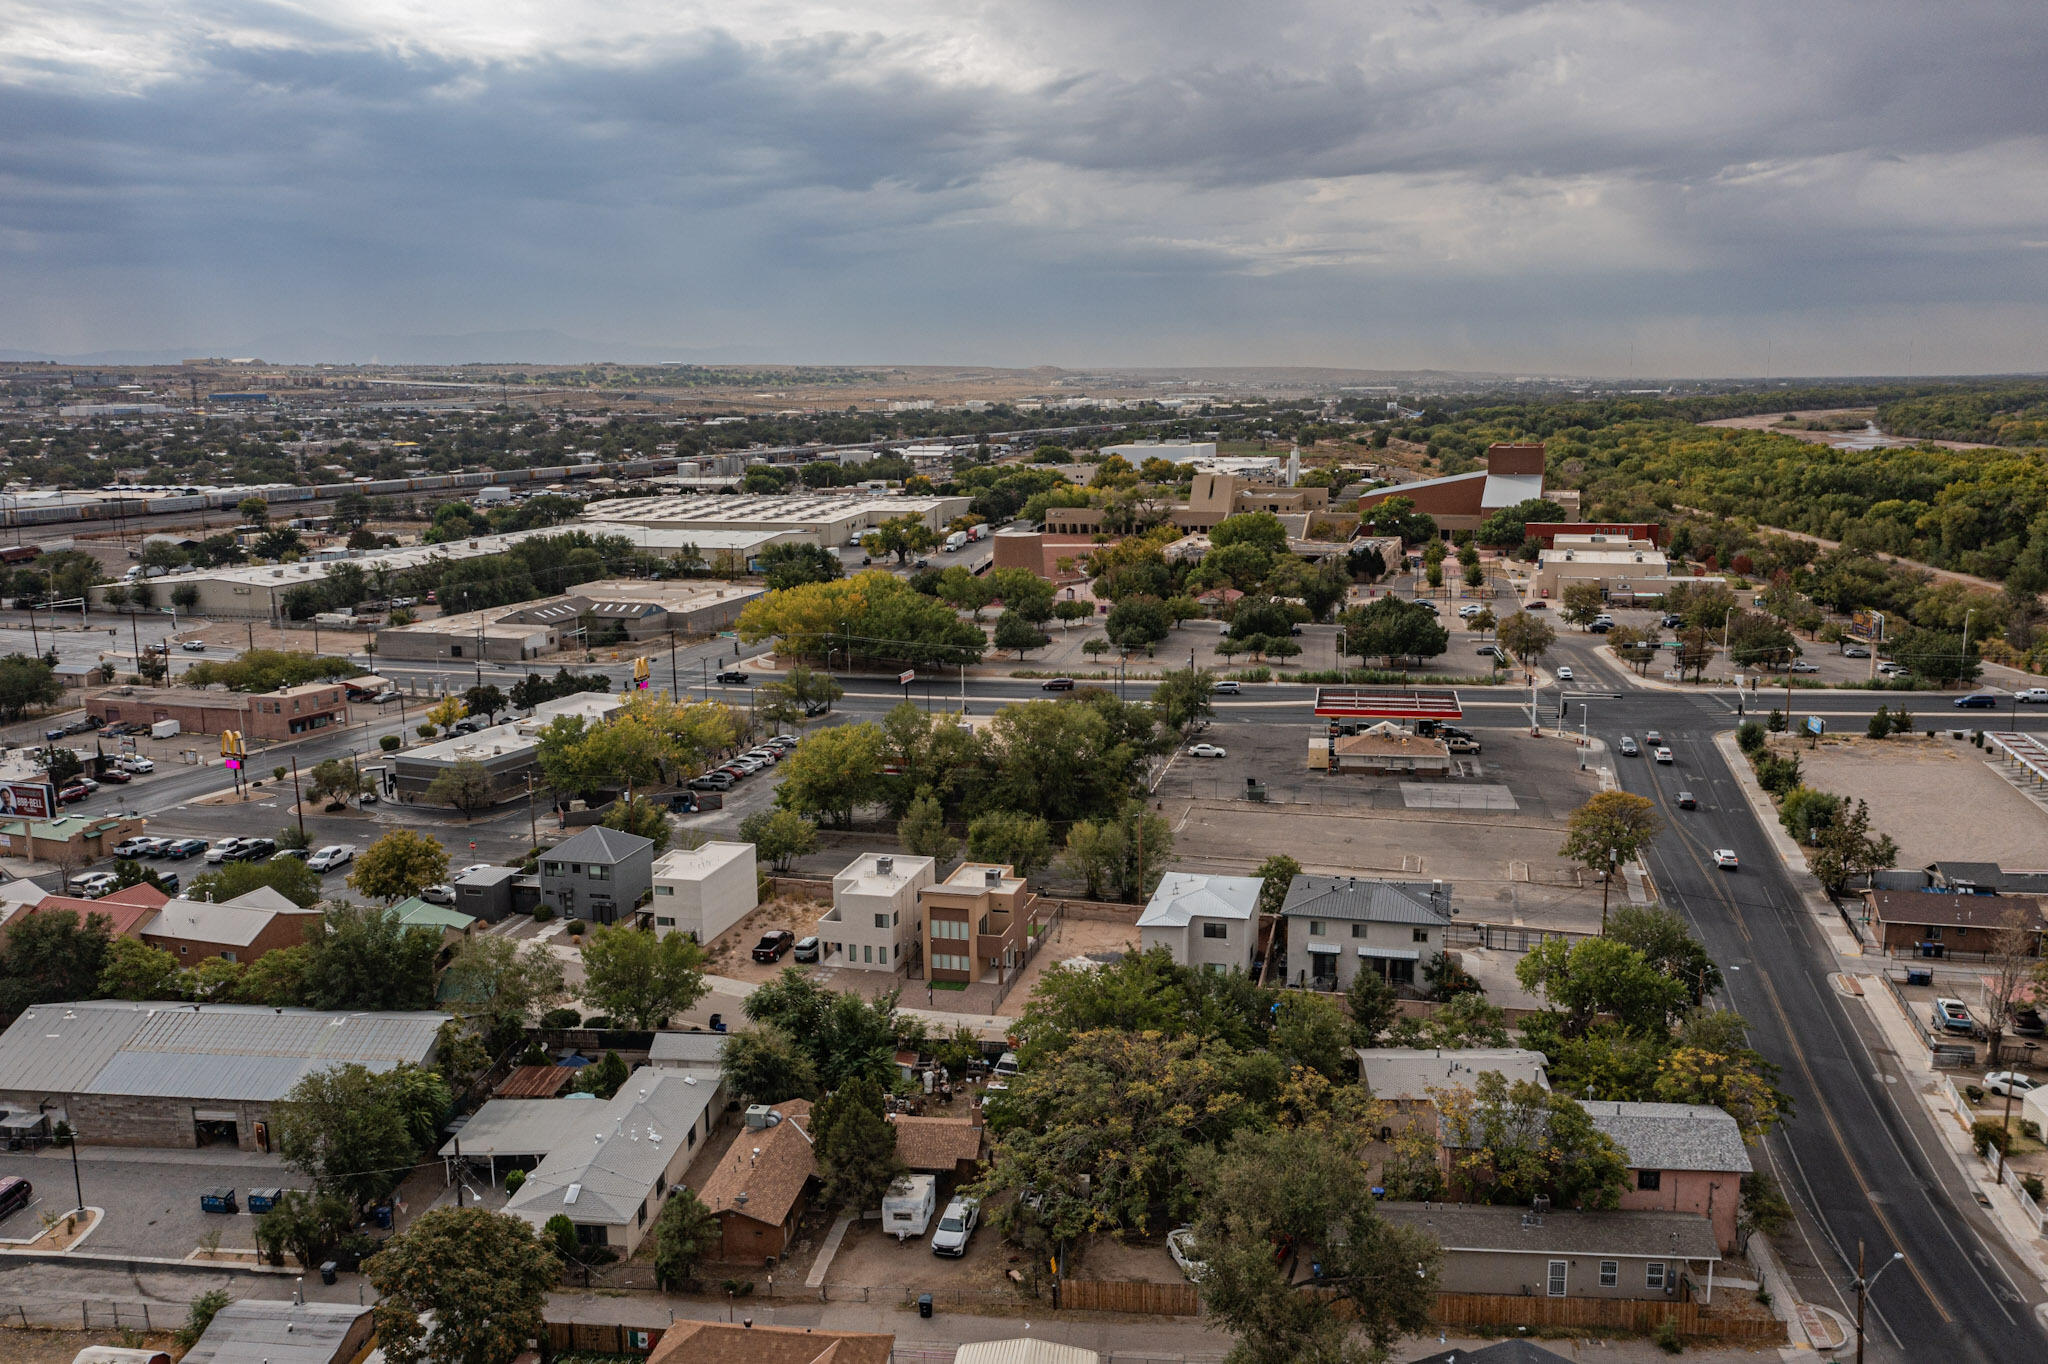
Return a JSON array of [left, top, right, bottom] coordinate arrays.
[[306, 844, 356, 872], [1213, 679, 1241, 695], [688, 773, 735, 792], [1459, 603, 1484, 618], [1676, 791, 1698, 809], [1167, 1226, 1207, 1282], [1040, 677, 1076, 691], [1955, 693, 1999, 709], [1187, 743, 1227, 758], [1445, 735, 1481, 754], [110, 837, 155, 858], [68, 872, 118, 899], [1931, 997, 1976, 1034], [156, 872, 180, 894], [715, 670, 750, 685], [57, 784, 89, 804], [205, 838, 248, 864], [1842, 646, 1871, 658], [752, 929, 795, 963], [227, 838, 277, 863], [180, 640, 206, 652], [1660, 614, 1683, 629], [162, 838, 209, 860], [2013, 1007, 2046, 1036], [1618, 737, 1639, 757], [1556, 666, 1574, 681], [1788, 662, 1819, 673], [930, 1196, 980, 1257], [269, 848, 310, 864], [1587, 621, 1612, 633], [1712, 848, 1739, 869], [419, 884, 456, 905], [97, 768, 130, 784], [1525, 600, 1547, 609], [1654, 747, 1674, 763], [1475, 644, 1505, 659], [1985, 1071, 2036, 1098], [793, 935, 820, 963]]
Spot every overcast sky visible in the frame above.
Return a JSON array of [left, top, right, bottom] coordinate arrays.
[[4, 0, 2046, 374]]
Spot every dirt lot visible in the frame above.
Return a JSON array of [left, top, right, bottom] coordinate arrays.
[[700, 894, 832, 983], [822, 1206, 1030, 1297], [1066, 1232, 1186, 1285], [1792, 733, 2048, 869], [999, 913, 1139, 1015], [0, 1329, 178, 1364]]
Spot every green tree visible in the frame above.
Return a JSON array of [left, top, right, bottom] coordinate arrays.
[[600, 794, 672, 853], [897, 792, 958, 862], [189, 856, 324, 908], [739, 808, 818, 872], [651, 1187, 720, 1289], [579, 925, 710, 1030], [462, 684, 507, 721], [274, 1062, 446, 1212], [1809, 797, 1900, 896], [1495, 610, 1555, 667], [965, 810, 1054, 877], [97, 937, 186, 999], [772, 723, 884, 828], [1606, 905, 1722, 1006], [306, 758, 365, 807], [174, 1291, 231, 1350], [300, 904, 442, 1011], [1560, 582, 1606, 629], [1209, 511, 1291, 554], [366, 1207, 560, 1364], [1346, 969, 1399, 1049], [1271, 992, 1352, 1081], [0, 909, 113, 1018], [758, 542, 845, 591], [719, 1022, 822, 1104], [1062, 801, 1172, 901], [1254, 854, 1300, 917], [255, 1189, 355, 1268], [810, 1077, 905, 1213], [1192, 1125, 1440, 1364], [1152, 668, 1216, 733], [0, 654, 61, 722], [1338, 596, 1448, 667], [1104, 596, 1172, 652], [1515, 936, 1689, 1038], [1437, 1071, 1630, 1209], [348, 829, 451, 902], [1558, 790, 1662, 928], [757, 665, 843, 732], [439, 935, 568, 1034], [742, 968, 908, 1090], [993, 610, 1051, 659]]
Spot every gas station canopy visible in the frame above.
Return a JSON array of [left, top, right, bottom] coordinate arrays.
[[1311, 687, 1463, 720]]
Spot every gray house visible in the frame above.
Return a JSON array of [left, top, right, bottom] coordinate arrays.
[[1280, 875, 1453, 991], [540, 826, 655, 926]]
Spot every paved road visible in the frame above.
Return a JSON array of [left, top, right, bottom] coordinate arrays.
[[1542, 630, 2048, 1363]]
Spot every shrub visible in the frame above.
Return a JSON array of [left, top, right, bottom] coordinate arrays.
[[1966, 1084, 1985, 1103], [379, 735, 402, 752], [533, 906, 555, 923], [1971, 1117, 2011, 1157], [566, 919, 586, 936], [1735, 721, 1766, 755], [2022, 1119, 2043, 1143], [583, 1015, 614, 1029], [2024, 1175, 2044, 1203], [503, 1169, 526, 1195], [538, 1006, 580, 1030], [1652, 1317, 1683, 1354]]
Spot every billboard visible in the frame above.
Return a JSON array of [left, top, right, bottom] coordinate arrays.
[[0, 782, 58, 819], [1849, 609, 1885, 642]]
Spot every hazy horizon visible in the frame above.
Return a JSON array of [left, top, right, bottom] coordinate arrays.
[[6, 2, 2046, 376]]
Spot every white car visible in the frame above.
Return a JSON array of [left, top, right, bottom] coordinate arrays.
[[116, 756, 155, 774], [458, 863, 494, 877], [1556, 666, 1574, 681], [1187, 743, 1227, 759], [1459, 603, 1483, 618], [204, 838, 246, 864], [1654, 747, 1674, 764], [419, 883, 457, 905], [110, 837, 155, 858], [1712, 849, 1739, 869], [1985, 1071, 2036, 1097], [306, 844, 356, 872], [930, 1196, 979, 1257], [1167, 1226, 1207, 1282], [68, 872, 118, 899], [2016, 688, 2048, 704]]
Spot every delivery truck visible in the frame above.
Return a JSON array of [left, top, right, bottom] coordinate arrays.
[[943, 531, 968, 553]]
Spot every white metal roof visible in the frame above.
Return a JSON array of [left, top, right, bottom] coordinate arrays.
[[1136, 872, 1262, 928]]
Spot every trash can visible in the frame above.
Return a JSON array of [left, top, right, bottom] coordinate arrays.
[[1906, 967, 1932, 987], [918, 1294, 933, 1319], [246, 1187, 281, 1214], [320, 1261, 338, 1286], [372, 1204, 393, 1229]]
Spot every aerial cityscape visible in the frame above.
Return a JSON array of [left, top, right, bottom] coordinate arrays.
[[2, 5, 2047, 1364]]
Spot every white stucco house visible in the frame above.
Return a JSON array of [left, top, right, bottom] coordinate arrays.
[[649, 841, 758, 944], [814, 853, 937, 972], [1137, 872, 1263, 973]]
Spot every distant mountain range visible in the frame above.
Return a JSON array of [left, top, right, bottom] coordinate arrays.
[[0, 330, 783, 367]]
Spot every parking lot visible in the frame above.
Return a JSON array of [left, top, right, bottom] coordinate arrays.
[[0, 1146, 310, 1259], [1795, 731, 2048, 869]]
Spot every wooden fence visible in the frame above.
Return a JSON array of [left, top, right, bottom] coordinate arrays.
[[1059, 1279, 1201, 1316], [1432, 1292, 1783, 1341], [544, 1321, 666, 1355]]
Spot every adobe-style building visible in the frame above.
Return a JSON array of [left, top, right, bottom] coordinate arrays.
[[919, 862, 1037, 986], [1357, 443, 1547, 535], [816, 853, 937, 973]]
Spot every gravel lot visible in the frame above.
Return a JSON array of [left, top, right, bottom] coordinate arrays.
[[1794, 732, 2048, 869]]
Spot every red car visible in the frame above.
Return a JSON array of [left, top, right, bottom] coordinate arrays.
[[751, 930, 795, 963], [57, 784, 89, 804], [97, 768, 132, 784]]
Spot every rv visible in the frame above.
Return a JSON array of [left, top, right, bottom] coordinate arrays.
[[881, 1173, 937, 1242]]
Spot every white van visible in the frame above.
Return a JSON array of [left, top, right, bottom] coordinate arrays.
[[881, 1173, 936, 1242]]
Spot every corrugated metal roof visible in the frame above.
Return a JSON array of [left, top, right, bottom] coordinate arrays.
[[953, 1342, 1100, 1364], [180, 1301, 371, 1364], [0, 1002, 448, 1103], [504, 1071, 717, 1226]]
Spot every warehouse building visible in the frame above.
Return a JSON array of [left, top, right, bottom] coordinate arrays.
[[0, 1001, 449, 1150], [585, 491, 973, 547], [374, 580, 761, 664], [391, 691, 625, 805]]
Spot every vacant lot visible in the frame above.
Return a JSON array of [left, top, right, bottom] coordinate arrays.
[[1794, 734, 2048, 869]]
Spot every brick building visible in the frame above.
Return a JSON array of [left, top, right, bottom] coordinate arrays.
[[91, 682, 349, 741]]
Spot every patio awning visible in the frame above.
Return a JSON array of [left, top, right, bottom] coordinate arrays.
[[1359, 946, 1421, 960], [1303, 943, 1341, 955]]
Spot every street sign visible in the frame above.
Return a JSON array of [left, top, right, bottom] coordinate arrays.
[[1806, 715, 1826, 735], [899, 669, 916, 685]]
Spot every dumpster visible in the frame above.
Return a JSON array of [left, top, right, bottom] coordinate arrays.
[[246, 1187, 282, 1214], [1906, 967, 1933, 987], [200, 1187, 238, 1214]]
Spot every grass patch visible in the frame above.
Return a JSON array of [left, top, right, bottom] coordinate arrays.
[[928, 980, 968, 992]]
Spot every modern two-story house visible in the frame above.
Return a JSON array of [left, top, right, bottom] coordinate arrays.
[[816, 853, 937, 973], [1279, 875, 1454, 991], [1136, 872, 1262, 973], [919, 863, 1037, 986], [539, 826, 655, 926]]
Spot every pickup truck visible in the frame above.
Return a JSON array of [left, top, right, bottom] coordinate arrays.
[[1931, 997, 1977, 1035]]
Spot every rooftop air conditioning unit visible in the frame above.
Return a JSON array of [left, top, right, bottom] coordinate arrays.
[[985, 868, 1002, 886], [876, 856, 893, 874], [744, 1104, 774, 1129]]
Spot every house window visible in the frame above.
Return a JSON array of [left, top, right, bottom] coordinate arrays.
[[655, 1174, 666, 1196], [875, 913, 889, 929], [933, 918, 969, 941], [1646, 1262, 1667, 1291], [178, 945, 188, 956], [1351, 924, 1367, 938], [932, 953, 970, 972], [588, 865, 609, 881], [1309, 920, 1324, 936], [637, 1203, 648, 1226], [1547, 1260, 1567, 1297], [655, 916, 675, 928], [1412, 927, 1430, 942], [654, 885, 673, 896], [863, 945, 873, 963], [1599, 1261, 1618, 1288], [1203, 923, 1229, 940], [1637, 1169, 1662, 1191], [543, 862, 563, 877], [1927, 925, 1942, 939], [222, 951, 236, 963]]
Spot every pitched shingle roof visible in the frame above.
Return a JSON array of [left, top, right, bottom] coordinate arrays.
[[547, 825, 655, 864], [699, 1100, 815, 1228], [887, 1114, 982, 1171], [1280, 875, 1451, 926], [1580, 1100, 1752, 1174], [1378, 1202, 1720, 1261], [1136, 873, 1262, 928], [648, 1320, 893, 1364], [1864, 890, 2045, 932]]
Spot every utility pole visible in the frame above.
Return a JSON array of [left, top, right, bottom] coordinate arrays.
[[1852, 1241, 1904, 1364], [526, 774, 539, 850], [669, 632, 679, 696]]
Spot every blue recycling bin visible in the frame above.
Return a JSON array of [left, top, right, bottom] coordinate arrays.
[[200, 1187, 238, 1214], [372, 1203, 393, 1229]]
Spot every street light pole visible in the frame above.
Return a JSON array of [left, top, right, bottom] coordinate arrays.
[[1852, 1240, 1904, 1364], [67, 1122, 82, 1216]]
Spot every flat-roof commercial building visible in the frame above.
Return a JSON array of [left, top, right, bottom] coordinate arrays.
[[1532, 535, 1674, 600], [91, 682, 350, 742], [0, 1001, 448, 1150], [374, 580, 762, 664], [584, 492, 973, 549], [391, 691, 625, 805]]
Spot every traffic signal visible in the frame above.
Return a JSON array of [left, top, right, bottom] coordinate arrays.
[[633, 657, 651, 691]]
